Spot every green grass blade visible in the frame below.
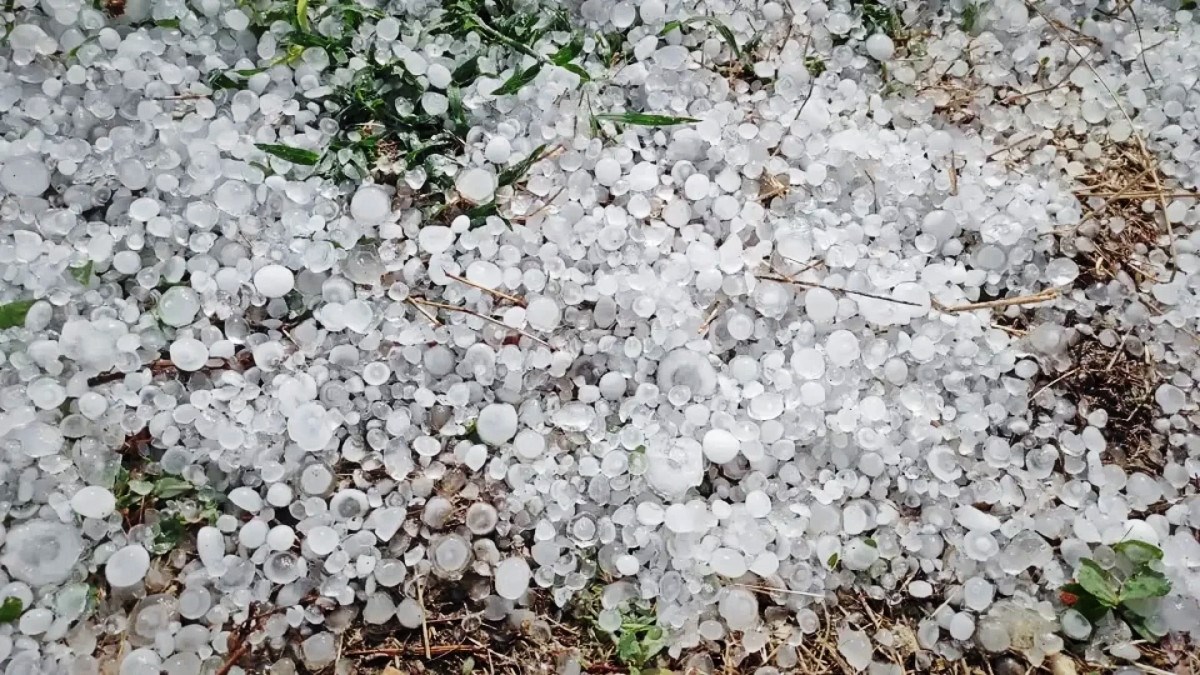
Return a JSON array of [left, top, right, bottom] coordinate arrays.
[[594, 112, 699, 126], [490, 64, 542, 96], [256, 143, 320, 166], [498, 144, 551, 187]]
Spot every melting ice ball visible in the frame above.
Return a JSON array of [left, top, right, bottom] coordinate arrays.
[[1, 520, 83, 586]]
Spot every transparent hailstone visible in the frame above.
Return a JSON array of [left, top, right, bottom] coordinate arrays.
[[158, 286, 201, 327], [657, 349, 717, 398], [0, 155, 50, 196], [466, 503, 499, 535], [1, 520, 84, 585], [106, 545, 151, 588], [430, 534, 472, 579], [718, 588, 758, 631], [169, 337, 208, 372], [644, 438, 705, 498], [264, 551, 307, 584], [837, 628, 872, 671]]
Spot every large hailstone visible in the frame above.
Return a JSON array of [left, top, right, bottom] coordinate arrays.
[[1, 520, 84, 586], [656, 349, 717, 397], [644, 438, 705, 499]]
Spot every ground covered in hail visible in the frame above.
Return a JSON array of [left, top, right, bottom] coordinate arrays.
[[1, 0, 1199, 673]]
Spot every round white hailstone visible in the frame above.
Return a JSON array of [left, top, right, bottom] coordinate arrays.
[[1060, 609, 1091, 640], [865, 33, 895, 60], [229, 487, 263, 512], [128, 197, 160, 221], [684, 173, 710, 200], [71, 486, 116, 519], [197, 527, 226, 572], [909, 580, 934, 598], [1, 520, 84, 585], [239, 520, 268, 549], [364, 593, 396, 625], [477, 403, 518, 445], [718, 588, 758, 631], [169, 337, 209, 372], [702, 429, 740, 464], [805, 287, 838, 322], [289, 403, 333, 451], [484, 137, 512, 164], [512, 429, 545, 460], [494, 557, 531, 600], [595, 157, 621, 186], [1156, 384, 1186, 414], [1117, 519, 1160, 546], [466, 260, 502, 287], [745, 490, 771, 517], [456, 168, 496, 204], [106, 545, 151, 587], [158, 286, 201, 327], [430, 534, 473, 579], [418, 225, 454, 254], [526, 296, 561, 332], [267, 525, 296, 551], [350, 184, 390, 224], [711, 548, 747, 577], [307, 526, 339, 555], [0, 155, 50, 196], [254, 264, 294, 298]]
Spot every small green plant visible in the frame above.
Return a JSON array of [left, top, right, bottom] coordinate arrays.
[[853, 0, 905, 40], [961, 2, 982, 33], [607, 604, 666, 674], [805, 55, 827, 77], [0, 597, 23, 623], [69, 260, 95, 285], [1060, 540, 1171, 641]]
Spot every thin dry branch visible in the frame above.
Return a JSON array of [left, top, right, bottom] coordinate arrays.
[[444, 272, 527, 307], [410, 297, 553, 348], [756, 274, 924, 308], [933, 289, 1058, 313]]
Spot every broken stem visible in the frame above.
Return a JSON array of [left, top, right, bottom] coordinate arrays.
[[933, 289, 1058, 313], [444, 272, 526, 306], [410, 297, 552, 348], [756, 274, 923, 308]]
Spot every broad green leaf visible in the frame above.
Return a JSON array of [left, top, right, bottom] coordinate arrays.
[[0, 597, 22, 623], [826, 552, 839, 569], [1113, 540, 1163, 565], [550, 35, 583, 66], [1121, 569, 1171, 602], [452, 54, 481, 85], [155, 18, 180, 29], [594, 112, 699, 126], [1121, 609, 1165, 641], [1060, 583, 1110, 624], [0, 299, 35, 329], [128, 479, 155, 496], [490, 64, 542, 96], [70, 260, 94, 285], [498, 144, 550, 187], [153, 476, 194, 499], [295, 0, 309, 31], [559, 62, 590, 82], [256, 143, 320, 166], [1076, 559, 1120, 607]]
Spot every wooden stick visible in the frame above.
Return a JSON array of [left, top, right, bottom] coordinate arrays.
[[444, 272, 526, 306], [933, 289, 1058, 313], [405, 297, 442, 326], [697, 300, 724, 335], [410, 297, 552, 348], [346, 644, 485, 658]]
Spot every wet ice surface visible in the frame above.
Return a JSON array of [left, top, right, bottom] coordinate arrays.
[[1, 0, 1199, 673]]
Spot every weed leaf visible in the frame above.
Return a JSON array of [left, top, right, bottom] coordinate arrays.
[[1121, 569, 1171, 602], [0, 299, 35, 329], [256, 143, 320, 165], [498, 145, 551, 187], [1076, 559, 1120, 607], [490, 64, 542, 96], [594, 112, 699, 126], [0, 597, 22, 623], [1113, 540, 1163, 565]]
